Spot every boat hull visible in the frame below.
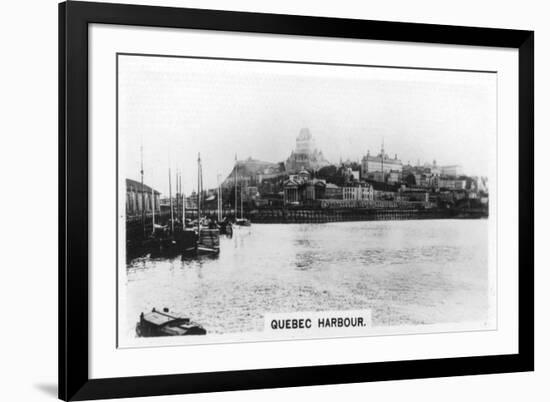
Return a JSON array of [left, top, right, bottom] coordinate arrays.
[[197, 228, 220, 254], [136, 309, 207, 337]]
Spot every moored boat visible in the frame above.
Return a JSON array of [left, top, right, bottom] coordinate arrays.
[[197, 228, 220, 254], [218, 218, 233, 236], [233, 155, 252, 228], [176, 228, 198, 254], [136, 307, 206, 337], [193, 153, 221, 255], [235, 218, 251, 227]]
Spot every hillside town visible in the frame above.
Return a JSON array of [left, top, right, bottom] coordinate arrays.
[[125, 127, 488, 230]]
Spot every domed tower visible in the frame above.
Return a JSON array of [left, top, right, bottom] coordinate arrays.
[[285, 128, 330, 173], [295, 128, 314, 154]]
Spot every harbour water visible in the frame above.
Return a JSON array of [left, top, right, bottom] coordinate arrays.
[[124, 219, 489, 338]]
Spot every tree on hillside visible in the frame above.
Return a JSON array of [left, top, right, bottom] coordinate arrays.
[[317, 164, 345, 186], [404, 173, 416, 187]]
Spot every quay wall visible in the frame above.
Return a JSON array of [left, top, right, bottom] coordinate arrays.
[[247, 208, 486, 223], [126, 207, 487, 241]]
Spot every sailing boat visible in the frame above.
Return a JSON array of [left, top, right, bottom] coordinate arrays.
[[181, 153, 220, 255], [196, 153, 220, 254], [175, 167, 197, 254], [216, 173, 233, 237], [233, 155, 251, 227]]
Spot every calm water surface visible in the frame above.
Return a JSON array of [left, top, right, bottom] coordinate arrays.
[[125, 220, 488, 337]]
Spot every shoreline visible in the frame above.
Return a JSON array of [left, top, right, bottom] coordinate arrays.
[[247, 208, 488, 224]]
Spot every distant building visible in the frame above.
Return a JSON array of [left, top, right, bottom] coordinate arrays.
[[387, 171, 400, 184], [341, 167, 360, 182], [414, 173, 438, 188], [439, 178, 467, 190], [285, 128, 330, 173], [126, 178, 160, 217], [402, 160, 442, 188], [368, 171, 386, 183], [440, 165, 463, 178], [476, 176, 489, 193], [361, 142, 402, 182]]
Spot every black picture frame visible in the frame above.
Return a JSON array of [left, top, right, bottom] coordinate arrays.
[[59, 1, 534, 400]]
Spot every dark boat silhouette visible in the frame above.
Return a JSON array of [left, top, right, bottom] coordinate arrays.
[[234, 218, 251, 227], [136, 308, 206, 337]]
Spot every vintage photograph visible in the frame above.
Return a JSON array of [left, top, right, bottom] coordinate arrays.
[[118, 54, 495, 347]]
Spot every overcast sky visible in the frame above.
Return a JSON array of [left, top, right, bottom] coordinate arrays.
[[119, 55, 496, 196]]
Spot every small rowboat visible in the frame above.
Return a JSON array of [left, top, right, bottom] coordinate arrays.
[[136, 308, 206, 337]]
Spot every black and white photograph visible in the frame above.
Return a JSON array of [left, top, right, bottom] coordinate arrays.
[[118, 53, 496, 347]]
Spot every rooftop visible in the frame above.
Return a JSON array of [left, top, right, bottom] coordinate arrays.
[[363, 153, 402, 164], [126, 178, 161, 195]]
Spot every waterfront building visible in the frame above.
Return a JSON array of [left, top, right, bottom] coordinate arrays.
[[285, 128, 330, 173], [373, 189, 396, 201], [324, 183, 343, 199], [397, 188, 430, 203], [305, 179, 326, 201], [282, 177, 302, 204], [283, 170, 327, 205], [342, 184, 374, 201], [361, 142, 403, 182], [126, 178, 160, 218]]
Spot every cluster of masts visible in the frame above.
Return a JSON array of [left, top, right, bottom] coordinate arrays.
[[138, 148, 247, 238], [167, 166, 185, 234]]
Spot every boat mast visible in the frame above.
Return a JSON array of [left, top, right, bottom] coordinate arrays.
[[175, 169, 180, 225], [217, 173, 222, 222], [179, 171, 183, 223], [381, 138, 384, 183], [140, 145, 146, 239], [151, 185, 155, 232], [181, 174, 186, 225], [168, 167, 174, 234], [234, 154, 237, 220], [240, 179, 244, 219], [197, 153, 202, 236]]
